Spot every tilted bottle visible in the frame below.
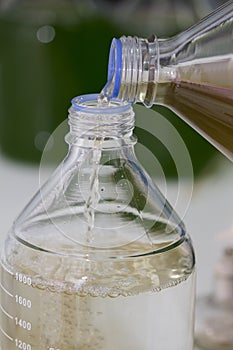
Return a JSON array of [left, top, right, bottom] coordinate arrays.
[[0, 94, 195, 349], [102, 1, 233, 161]]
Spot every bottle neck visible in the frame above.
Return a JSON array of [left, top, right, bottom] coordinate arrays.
[[65, 94, 136, 148], [102, 36, 173, 107]]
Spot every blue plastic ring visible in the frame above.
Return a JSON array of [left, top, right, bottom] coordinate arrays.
[[107, 38, 122, 98], [71, 94, 131, 114]]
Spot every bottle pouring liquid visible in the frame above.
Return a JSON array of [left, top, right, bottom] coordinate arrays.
[[102, 1, 233, 161]]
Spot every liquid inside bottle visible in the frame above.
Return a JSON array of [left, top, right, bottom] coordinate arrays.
[[0, 231, 195, 350], [155, 55, 233, 161]]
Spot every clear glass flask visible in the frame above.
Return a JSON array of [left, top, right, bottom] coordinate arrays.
[[0, 94, 195, 350], [102, 1, 233, 161]]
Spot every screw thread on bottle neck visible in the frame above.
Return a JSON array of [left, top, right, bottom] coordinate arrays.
[[104, 36, 159, 107], [66, 94, 135, 146]]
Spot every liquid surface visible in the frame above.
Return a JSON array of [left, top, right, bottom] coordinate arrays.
[[0, 239, 195, 350]]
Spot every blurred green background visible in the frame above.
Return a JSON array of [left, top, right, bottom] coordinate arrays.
[[0, 0, 229, 176]]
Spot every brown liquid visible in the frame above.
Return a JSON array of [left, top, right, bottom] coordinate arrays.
[[151, 55, 233, 160], [156, 81, 233, 160]]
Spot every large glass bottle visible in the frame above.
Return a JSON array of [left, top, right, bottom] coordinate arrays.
[[102, 1, 233, 161], [0, 94, 195, 349]]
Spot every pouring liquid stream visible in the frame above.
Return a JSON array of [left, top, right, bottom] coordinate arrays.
[[83, 139, 102, 245], [84, 94, 109, 245]]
